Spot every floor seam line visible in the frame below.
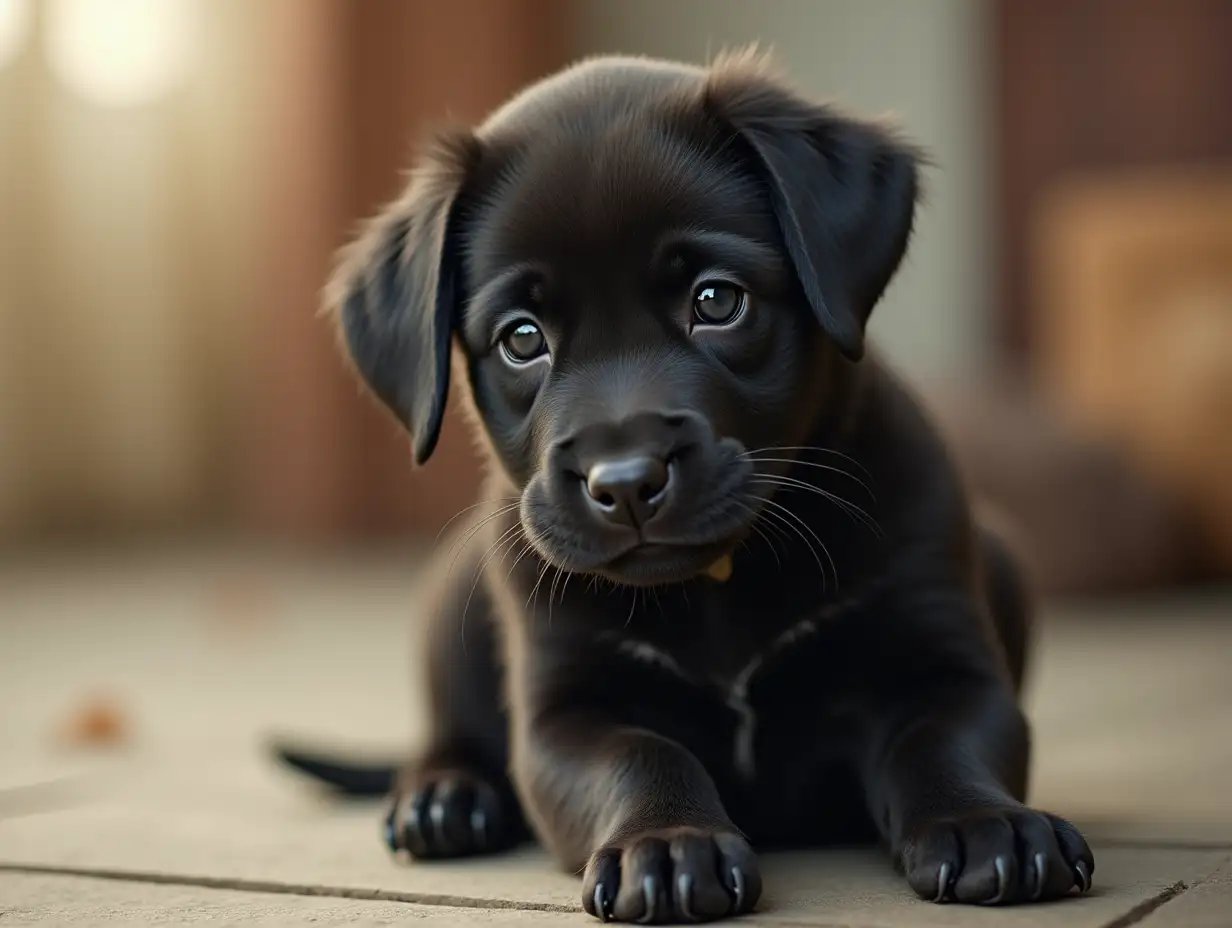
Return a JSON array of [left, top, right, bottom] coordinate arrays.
[[0, 862, 579, 914], [1086, 838, 1232, 852], [1099, 850, 1232, 928], [1098, 879, 1189, 928]]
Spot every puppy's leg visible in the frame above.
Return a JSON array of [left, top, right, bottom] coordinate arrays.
[[979, 526, 1032, 693], [860, 598, 1093, 906], [386, 550, 526, 860], [516, 712, 760, 923]]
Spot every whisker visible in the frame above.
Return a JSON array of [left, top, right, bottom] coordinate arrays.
[[558, 567, 575, 606], [505, 534, 540, 581], [650, 585, 664, 618], [738, 495, 791, 543], [624, 587, 639, 628], [751, 473, 883, 538], [753, 470, 882, 534], [743, 456, 876, 500], [435, 496, 519, 544], [754, 506, 822, 582], [733, 499, 783, 573], [440, 502, 520, 561], [744, 505, 792, 547], [527, 559, 553, 614], [756, 495, 836, 590], [441, 503, 522, 583], [741, 445, 874, 483], [547, 565, 569, 629], [459, 521, 523, 652]]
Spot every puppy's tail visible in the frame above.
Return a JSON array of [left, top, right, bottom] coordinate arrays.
[[269, 739, 399, 797]]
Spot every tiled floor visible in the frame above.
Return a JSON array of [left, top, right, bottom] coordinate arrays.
[[1, 552, 1230, 925]]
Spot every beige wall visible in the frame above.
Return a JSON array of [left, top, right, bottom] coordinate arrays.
[[571, 0, 992, 385]]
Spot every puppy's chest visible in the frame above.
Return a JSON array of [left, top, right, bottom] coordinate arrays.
[[600, 588, 863, 780]]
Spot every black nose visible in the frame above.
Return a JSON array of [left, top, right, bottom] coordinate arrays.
[[585, 455, 670, 527]]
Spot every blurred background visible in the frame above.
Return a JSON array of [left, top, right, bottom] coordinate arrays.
[[1, 4, 1231, 886], [1, 0, 1230, 596], [2, 9, 1232, 914]]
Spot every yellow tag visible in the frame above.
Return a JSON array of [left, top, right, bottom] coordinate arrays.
[[703, 554, 733, 583]]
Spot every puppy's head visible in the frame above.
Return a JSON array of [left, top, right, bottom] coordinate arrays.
[[328, 51, 919, 586]]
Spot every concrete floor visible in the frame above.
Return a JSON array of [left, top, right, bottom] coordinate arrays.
[[1, 552, 1230, 925]]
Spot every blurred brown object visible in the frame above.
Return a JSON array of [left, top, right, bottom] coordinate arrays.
[[930, 374, 1198, 596], [59, 694, 131, 749], [1031, 171, 1232, 573], [993, 0, 1232, 362]]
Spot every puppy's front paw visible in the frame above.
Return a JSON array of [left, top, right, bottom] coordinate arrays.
[[385, 769, 515, 860], [899, 806, 1094, 905], [582, 828, 760, 923]]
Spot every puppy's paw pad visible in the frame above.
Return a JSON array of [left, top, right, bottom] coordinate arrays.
[[900, 807, 1094, 906], [582, 828, 760, 923], [385, 770, 511, 860]]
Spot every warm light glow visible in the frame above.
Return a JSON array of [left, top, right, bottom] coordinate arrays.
[[45, 0, 196, 108], [0, 0, 31, 70]]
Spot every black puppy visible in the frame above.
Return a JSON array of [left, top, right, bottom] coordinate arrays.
[[279, 50, 1094, 923]]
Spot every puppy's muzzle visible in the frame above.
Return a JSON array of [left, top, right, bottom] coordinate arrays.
[[550, 410, 711, 534]]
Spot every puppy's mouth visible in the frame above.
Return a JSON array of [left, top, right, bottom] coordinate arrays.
[[521, 495, 755, 588], [599, 540, 736, 587]]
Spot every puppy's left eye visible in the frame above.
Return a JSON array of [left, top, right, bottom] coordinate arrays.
[[692, 281, 747, 328]]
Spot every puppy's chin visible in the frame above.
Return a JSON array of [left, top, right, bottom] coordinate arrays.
[[596, 541, 736, 587], [520, 506, 751, 587]]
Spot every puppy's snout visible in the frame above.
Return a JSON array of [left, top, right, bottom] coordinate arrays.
[[584, 455, 671, 528], [548, 409, 713, 533]]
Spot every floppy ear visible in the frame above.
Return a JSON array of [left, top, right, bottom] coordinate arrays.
[[324, 130, 478, 465], [705, 52, 921, 360]]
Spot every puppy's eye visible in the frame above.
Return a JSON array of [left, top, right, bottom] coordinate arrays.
[[692, 281, 746, 328], [500, 320, 548, 364]]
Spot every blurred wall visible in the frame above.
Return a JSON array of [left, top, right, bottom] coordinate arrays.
[[0, 0, 263, 542], [244, 0, 564, 544], [571, 0, 993, 386], [0, 0, 565, 547]]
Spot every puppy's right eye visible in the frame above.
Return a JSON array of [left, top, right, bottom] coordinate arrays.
[[692, 281, 747, 328], [500, 320, 548, 364]]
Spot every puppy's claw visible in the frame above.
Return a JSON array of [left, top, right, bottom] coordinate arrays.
[[640, 874, 660, 924], [730, 865, 746, 913], [933, 862, 953, 903], [382, 809, 399, 853], [407, 792, 431, 855], [1074, 860, 1092, 894], [677, 873, 696, 921], [470, 806, 488, 849], [985, 855, 1011, 905], [428, 798, 447, 846], [1031, 852, 1047, 902], [593, 883, 610, 922]]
